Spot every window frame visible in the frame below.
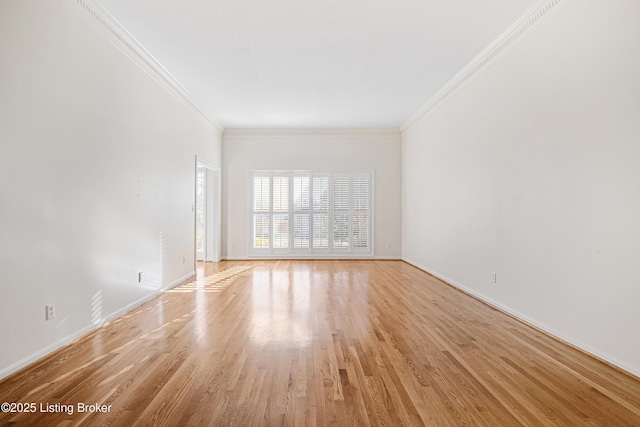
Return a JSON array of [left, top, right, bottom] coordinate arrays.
[[249, 170, 374, 258]]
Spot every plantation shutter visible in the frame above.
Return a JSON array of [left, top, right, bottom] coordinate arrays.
[[293, 175, 310, 249], [272, 176, 289, 249], [332, 176, 350, 249], [312, 175, 329, 249], [253, 174, 270, 249], [249, 171, 372, 256], [352, 175, 370, 250]]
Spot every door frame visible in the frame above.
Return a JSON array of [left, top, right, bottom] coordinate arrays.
[[194, 156, 221, 268]]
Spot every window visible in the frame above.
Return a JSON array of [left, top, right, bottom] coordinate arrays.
[[250, 171, 373, 256]]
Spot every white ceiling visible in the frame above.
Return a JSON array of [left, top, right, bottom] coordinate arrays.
[[98, 0, 536, 128]]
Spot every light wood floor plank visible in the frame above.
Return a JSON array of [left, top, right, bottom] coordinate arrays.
[[1, 260, 639, 426]]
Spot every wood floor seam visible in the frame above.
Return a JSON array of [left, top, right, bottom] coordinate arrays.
[[1, 260, 639, 426]]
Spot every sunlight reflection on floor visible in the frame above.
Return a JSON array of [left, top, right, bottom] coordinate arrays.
[[250, 267, 313, 346], [167, 266, 253, 294]]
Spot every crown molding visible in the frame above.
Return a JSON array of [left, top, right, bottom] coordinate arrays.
[[223, 128, 401, 140], [400, 0, 572, 135], [63, 0, 224, 134]]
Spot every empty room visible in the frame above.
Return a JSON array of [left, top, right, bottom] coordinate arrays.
[[1, 0, 639, 425]]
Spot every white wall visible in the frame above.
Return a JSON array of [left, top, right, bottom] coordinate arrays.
[[402, 0, 640, 376], [222, 129, 401, 259], [0, 0, 221, 378]]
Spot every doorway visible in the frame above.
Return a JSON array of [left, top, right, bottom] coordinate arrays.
[[195, 157, 221, 266]]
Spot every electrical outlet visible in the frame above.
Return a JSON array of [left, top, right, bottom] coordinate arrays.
[[138, 271, 144, 283], [46, 304, 55, 320], [491, 272, 497, 284], [386, 242, 391, 249], [182, 256, 186, 264]]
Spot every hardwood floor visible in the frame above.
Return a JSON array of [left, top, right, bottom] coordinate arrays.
[[1, 260, 639, 426]]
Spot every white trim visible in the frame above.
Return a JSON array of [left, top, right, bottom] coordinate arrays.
[[195, 157, 222, 263], [163, 271, 196, 291], [400, 0, 572, 135], [0, 324, 94, 381], [104, 273, 194, 325], [224, 128, 400, 140], [196, 157, 220, 172], [195, 165, 207, 262], [195, 156, 222, 263], [223, 256, 381, 261], [61, 0, 223, 134], [401, 257, 640, 379], [0, 271, 194, 381]]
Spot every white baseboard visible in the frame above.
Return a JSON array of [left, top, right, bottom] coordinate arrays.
[[402, 257, 640, 379], [164, 271, 196, 291], [0, 271, 195, 381], [0, 324, 95, 381], [100, 271, 195, 325], [221, 255, 402, 261]]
